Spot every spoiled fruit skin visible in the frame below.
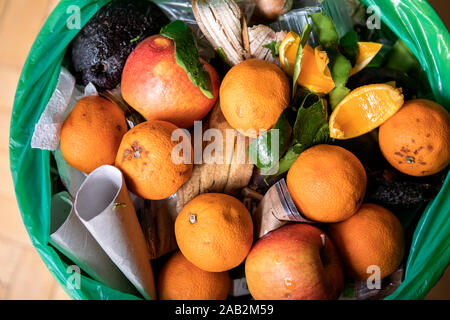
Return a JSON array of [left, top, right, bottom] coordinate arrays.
[[121, 35, 220, 129], [245, 224, 344, 300], [379, 99, 450, 177], [115, 120, 193, 200]]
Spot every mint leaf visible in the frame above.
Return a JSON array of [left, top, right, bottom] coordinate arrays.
[[263, 41, 282, 58], [160, 21, 213, 99]]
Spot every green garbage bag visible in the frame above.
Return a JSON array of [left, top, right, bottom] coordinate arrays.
[[9, 0, 450, 300]]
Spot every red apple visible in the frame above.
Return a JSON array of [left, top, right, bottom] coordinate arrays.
[[121, 35, 220, 128], [245, 223, 344, 300]]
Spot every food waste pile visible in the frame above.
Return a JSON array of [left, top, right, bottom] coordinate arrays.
[[31, 0, 449, 300]]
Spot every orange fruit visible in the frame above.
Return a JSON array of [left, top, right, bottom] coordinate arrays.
[[298, 46, 336, 94], [349, 42, 383, 76], [60, 96, 127, 174], [328, 203, 405, 281], [279, 32, 335, 94], [175, 193, 253, 272], [286, 145, 367, 223], [220, 59, 290, 138], [329, 84, 404, 139], [157, 251, 230, 300], [115, 120, 193, 200], [279, 31, 382, 94], [379, 99, 450, 176]]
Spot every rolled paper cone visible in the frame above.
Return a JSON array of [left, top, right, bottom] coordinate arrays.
[[49, 192, 136, 295], [253, 179, 315, 238], [74, 165, 157, 300]]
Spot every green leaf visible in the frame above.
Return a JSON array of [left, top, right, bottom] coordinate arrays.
[[263, 41, 282, 58], [272, 94, 331, 176], [216, 47, 229, 64], [293, 96, 329, 146], [312, 123, 331, 145], [340, 30, 359, 65], [160, 21, 213, 99], [248, 109, 292, 170], [292, 24, 312, 99], [277, 143, 305, 175]]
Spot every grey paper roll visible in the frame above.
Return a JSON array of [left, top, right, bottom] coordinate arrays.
[[74, 165, 157, 300], [49, 192, 136, 295]]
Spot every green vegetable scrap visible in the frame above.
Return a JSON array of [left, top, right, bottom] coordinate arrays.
[[310, 12, 339, 50], [310, 12, 353, 109], [292, 24, 312, 99]]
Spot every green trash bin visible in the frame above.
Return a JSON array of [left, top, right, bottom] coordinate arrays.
[[9, 0, 450, 300]]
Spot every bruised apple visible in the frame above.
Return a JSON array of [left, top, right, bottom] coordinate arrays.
[[245, 224, 344, 300], [121, 35, 220, 128]]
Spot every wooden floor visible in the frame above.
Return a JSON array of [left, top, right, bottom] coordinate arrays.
[[0, 0, 448, 300], [0, 0, 69, 300]]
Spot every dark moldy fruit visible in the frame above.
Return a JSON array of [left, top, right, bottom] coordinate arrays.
[[366, 169, 445, 210], [70, 0, 169, 91]]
